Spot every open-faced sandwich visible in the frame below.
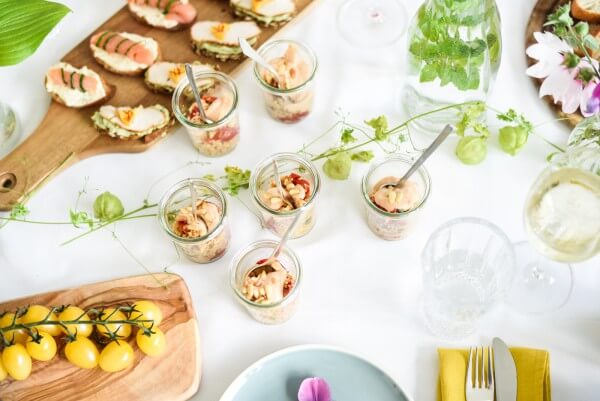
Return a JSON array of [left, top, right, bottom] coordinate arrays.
[[90, 31, 160, 76], [191, 21, 261, 61], [45, 62, 113, 108], [144, 61, 216, 94], [127, 0, 197, 30], [230, 0, 296, 26], [92, 104, 173, 142]]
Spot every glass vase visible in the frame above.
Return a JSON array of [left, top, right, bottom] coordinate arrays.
[[402, 0, 502, 134]]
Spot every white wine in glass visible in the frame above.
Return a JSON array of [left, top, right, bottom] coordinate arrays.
[[337, 0, 407, 47], [509, 158, 600, 314]]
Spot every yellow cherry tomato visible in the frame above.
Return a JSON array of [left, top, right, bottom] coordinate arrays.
[[26, 331, 57, 362], [99, 340, 134, 373], [2, 343, 32, 380], [64, 336, 99, 369], [130, 301, 163, 329], [0, 313, 29, 344], [58, 306, 93, 337], [96, 308, 131, 339], [21, 305, 62, 337], [136, 328, 166, 357], [0, 355, 7, 381]]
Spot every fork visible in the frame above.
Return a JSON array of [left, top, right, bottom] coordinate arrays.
[[465, 346, 495, 401]]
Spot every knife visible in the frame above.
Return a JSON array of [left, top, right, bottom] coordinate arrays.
[[493, 337, 518, 401]]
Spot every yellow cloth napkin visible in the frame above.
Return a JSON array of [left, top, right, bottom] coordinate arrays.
[[437, 347, 551, 401]]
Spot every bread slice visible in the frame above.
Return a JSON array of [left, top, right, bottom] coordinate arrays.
[[128, 1, 197, 31], [92, 104, 173, 142], [144, 61, 216, 94], [230, 0, 295, 27], [190, 21, 261, 61], [90, 32, 161, 76], [45, 63, 115, 108], [572, 0, 600, 23]]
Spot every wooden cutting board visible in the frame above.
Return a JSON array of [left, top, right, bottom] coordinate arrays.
[[0, 0, 318, 211], [526, 0, 589, 127], [0, 273, 200, 401]]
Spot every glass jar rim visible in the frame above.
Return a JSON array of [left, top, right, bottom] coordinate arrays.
[[230, 239, 302, 309], [361, 154, 431, 217], [171, 71, 239, 129], [252, 39, 318, 94], [158, 178, 228, 243], [250, 152, 321, 216]]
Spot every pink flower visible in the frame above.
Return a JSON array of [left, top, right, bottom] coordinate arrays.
[[585, 82, 600, 115], [526, 31, 599, 116], [298, 378, 331, 401]]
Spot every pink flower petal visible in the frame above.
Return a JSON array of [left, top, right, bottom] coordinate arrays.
[[298, 378, 332, 401]]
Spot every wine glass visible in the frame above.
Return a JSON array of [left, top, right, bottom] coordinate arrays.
[[508, 150, 600, 314], [336, 0, 407, 48]]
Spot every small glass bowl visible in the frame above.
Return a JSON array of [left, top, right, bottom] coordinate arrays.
[[158, 178, 230, 263], [361, 154, 431, 240], [253, 39, 318, 124], [230, 240, 302, 325], [172, 71, 240, 157], [250, 152, 320, 239]]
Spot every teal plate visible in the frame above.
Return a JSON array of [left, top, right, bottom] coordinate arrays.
[[220, 345, 412, 401]]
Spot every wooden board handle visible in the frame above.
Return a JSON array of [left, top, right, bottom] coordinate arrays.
[[0, 104, 97, 211]]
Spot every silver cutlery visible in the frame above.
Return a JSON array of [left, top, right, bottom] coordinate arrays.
[[466, 346, 495, 401], [493, 337, 518, 401]]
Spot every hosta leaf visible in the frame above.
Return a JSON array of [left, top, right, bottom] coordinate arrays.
[[0, 0, 70, 66]]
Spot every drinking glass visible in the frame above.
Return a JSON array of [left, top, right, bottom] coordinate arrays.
[[508, 153, 600, 314], [336, 0, 407, 48], [422, 217, 515, 340]]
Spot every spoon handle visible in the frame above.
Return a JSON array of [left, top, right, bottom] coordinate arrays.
[[185, 63, 212, 124], [272, 159, 289, 203], [399, 124, 453, 184], [238, 37, 280, 84], [270, 211, 303, 260]]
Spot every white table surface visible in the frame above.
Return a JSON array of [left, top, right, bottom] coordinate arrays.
[[1, 0, 599, 399]]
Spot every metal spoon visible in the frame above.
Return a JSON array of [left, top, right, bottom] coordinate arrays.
[[188, 179, 198, 225], [247, 211, 303, 277], [384, 124, 453, 188], [185, 63, 213, 124], [272, 159, 293, 209], [238, 37, 280, 86]]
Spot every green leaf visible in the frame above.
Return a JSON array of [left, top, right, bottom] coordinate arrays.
[[0, 0, 71, 66], [351, 150, 374, 162], [69, 209, 94, 229], [9, 203, 29, 219], [365, 116, 389, 141], [323, 152, 352, 180], [419, 63, 438, 83], [202, 174, 216, 182], [224, 166, 250, 196], [340, 127, 356, 144]]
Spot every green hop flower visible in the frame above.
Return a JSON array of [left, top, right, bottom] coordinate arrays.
[[498, 125, 528, 156], [93, 192, 124, 222], [456, 136, 487, 165], [323, 152, 352, 180]]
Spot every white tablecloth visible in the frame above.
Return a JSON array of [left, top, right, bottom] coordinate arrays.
[[1, 0, 599, 399]]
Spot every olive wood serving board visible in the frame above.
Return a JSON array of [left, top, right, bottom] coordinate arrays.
[[526, 0, 595, 127], [0, 0, 318, 211], [0, 273, 200, 401]]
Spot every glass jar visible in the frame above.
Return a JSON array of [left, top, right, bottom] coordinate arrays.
[[172, 71, 240, 157], [250, 153, 320, 239], [230, 240, 302, 325], [0, 101, 18, 158], [361, 154, 431, 240], [158, 178, 230, 263], [253, 40, 318, 124], [402, 0, 502, 133]]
